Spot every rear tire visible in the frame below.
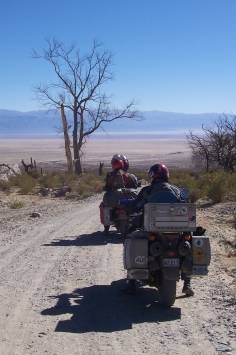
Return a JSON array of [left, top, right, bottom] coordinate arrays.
[[104, 225, 110, 234], [159, 278, 176, 307]]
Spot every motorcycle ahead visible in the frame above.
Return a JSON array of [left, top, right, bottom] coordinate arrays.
[[100, 188, 138, 237]]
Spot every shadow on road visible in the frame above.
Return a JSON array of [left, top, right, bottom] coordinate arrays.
[[43, 231, 123, 247], [41, 279, 181, 333]]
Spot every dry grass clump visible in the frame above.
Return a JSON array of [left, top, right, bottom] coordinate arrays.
[[10, 174, 37, 194], [76, 174, 104, 198], [39, 173, 65, 189], [0, 179, 11, 192], [8, 199, 24, 209]]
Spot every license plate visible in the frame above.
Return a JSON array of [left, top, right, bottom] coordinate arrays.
[[162, 258, 180, 267]]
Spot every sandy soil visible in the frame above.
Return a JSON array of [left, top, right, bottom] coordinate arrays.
[[0, 136, 191, 169], [0, 193, 235, 355]]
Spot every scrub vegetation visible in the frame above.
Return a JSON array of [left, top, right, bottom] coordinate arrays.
[[0, 168, 235, 204]]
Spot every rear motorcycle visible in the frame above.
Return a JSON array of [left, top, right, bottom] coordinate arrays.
[[124, 202, 211, 307], [100, 188, 138, 237]]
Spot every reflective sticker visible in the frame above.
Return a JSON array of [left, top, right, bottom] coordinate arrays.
[[193, 238, 204, 247]]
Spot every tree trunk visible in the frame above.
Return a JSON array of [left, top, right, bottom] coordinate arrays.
[[60, 104, 73, 174], [74, 155, 83, 175], [72, 106, 82, 175]]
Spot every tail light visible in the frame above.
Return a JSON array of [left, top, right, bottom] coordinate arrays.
[[166, 250, 177, 257], [148, 234, 157, 241]]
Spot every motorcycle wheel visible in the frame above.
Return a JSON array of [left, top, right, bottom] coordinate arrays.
[[116, 222, 127, 238], [159, 278, 176, 307], [104, 225, 110, 234]]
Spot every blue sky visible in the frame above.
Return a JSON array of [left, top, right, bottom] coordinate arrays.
[[0, 0, 236, 113]]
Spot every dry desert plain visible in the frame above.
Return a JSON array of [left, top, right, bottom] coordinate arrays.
[[0, 134, 192, 170]]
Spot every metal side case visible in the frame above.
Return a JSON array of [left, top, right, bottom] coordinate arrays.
[[192, 235, 211, 276]]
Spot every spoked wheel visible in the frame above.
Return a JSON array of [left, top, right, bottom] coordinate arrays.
[[159, 278, 176, 307]]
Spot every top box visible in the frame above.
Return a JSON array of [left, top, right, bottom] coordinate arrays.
[[144, 203, 196, 232]]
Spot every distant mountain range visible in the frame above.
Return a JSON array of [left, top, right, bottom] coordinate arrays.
[[0, 109, 221, 135]]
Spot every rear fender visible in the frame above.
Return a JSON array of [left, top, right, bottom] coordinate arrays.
[[162, 267, 180, 281]]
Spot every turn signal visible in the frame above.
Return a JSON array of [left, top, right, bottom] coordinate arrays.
[[184, 234, 192, 241]]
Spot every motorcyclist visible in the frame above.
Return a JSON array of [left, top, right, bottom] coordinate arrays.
[[101, 155, 138, 233], [124, 163, 194, 296], [120, 154, 139, 188], [104, 154, 138, 190]]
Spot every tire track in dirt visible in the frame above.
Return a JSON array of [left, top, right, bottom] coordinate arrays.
[[0, 197, 235, 355]]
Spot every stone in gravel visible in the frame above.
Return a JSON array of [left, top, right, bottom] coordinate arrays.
[[30, 212, 41, 218], [216, 344, 232, 352]]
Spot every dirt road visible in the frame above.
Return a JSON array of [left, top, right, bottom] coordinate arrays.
[[0, 195, 235, 355]]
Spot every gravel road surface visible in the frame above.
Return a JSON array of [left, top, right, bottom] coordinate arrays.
[[0, 195, 235, 355]]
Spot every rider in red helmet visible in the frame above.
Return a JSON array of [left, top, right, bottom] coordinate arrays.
[[111, 158, 124, 172], [124, 163, 194, 296], [101, 155, 138, 234], [104, 154, 138, 191]]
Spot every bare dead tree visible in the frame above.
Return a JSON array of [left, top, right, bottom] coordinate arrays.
[[187, 131, 211, 171], [187, 115, 236, 172], [33, 39, 137, 174], [202, 115, 236, 171]]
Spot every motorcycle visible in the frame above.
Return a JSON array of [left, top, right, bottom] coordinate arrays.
[[100, 188, 138, 237], [123, 202, 211, 307]]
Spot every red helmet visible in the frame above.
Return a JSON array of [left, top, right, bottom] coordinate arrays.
[[111, 154, 129, 171], [148, 163, 169, 181], [112, 159, 124, 171]]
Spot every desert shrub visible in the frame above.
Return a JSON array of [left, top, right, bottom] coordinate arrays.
[[0, 179, 10, 192], [189, 189, 202, 203], [39, 173, 64, 189], [10, 174, 36, 194], [205, 172, 234, 203], [9, 199, 24, 209], [76, 174, 104, 198]]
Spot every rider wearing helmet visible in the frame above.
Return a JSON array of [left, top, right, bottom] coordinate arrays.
[[120, 154, 129, 172], [132, 163, 182, 211], [104, 154, 138, 191], [125, 163, 194, 296]]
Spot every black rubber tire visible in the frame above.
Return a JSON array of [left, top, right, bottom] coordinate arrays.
[[104, 225, 110, 234], [159, 278, 176, 307]]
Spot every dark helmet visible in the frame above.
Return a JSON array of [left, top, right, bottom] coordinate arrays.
[[148, 163, 169, 182]]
